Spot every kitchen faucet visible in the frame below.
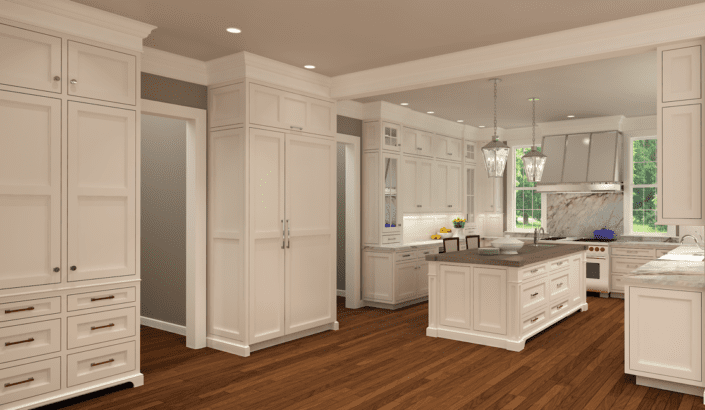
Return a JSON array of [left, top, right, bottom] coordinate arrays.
[[680, 234, 704, 250], [534, 227, 545, 245]]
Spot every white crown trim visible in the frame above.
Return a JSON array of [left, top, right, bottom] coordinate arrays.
[[142, 47, 209, 85], [336, 100, 365, 120], [0, 0, 155, 52]]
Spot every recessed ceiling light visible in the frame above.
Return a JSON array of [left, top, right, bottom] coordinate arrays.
[[567, 115, 575, 118], [226, 28, 241, 33], [304, 65, 316, 69], [457, 120, 464, 123], [478, 125, 486, 128], [427, 111, 434, 114], [400, 103, 409, 106]]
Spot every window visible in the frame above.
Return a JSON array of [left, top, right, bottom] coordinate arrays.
[[626, 137, 674, 235], [510, 146, 545, 231]]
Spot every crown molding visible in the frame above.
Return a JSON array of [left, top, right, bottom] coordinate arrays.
[[336, 100, 365, 120], [331, 3, 705, 100], [142, 47, 209, 85], [0, 0, 155, 52]]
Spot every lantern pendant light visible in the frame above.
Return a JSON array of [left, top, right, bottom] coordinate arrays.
[[521, 97, 548, 182], [481, 78, 510, 178]]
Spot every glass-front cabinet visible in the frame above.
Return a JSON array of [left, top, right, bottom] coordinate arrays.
[[465, 141, 477, 164], [384, 124, 400, 151], [465, 166, 476, 225], [383, 154, 400, 234]]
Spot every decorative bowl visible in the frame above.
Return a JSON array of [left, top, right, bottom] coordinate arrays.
[[491, 235, 524, 254], [438, 232, 453, 239]]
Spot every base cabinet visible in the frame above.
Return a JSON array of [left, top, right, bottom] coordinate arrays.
[[362, 247, 436, 307]]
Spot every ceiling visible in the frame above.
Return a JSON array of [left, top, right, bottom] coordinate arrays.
[[355, 51, 657, 129], [71, 0, 703, 77]]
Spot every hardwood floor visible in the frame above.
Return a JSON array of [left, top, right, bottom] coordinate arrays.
[[54, 296, 705, 410]]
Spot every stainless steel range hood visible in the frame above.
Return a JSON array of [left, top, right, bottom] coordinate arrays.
[[535, 131, 623, 193]]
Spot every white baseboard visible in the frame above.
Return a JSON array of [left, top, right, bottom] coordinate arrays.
[[140, 316, 187, 336], [336, 289, 346, 297]]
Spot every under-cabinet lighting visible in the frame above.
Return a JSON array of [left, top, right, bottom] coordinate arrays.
[[226, 28, 241, 33]]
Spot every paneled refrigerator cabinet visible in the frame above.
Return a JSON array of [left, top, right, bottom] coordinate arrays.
[[207, 81, 338, 357]]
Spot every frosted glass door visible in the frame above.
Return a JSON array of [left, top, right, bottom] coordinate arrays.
[[466, 167, 475, 224], [383, 155, 399, 232], [383, 123, 401, 152]]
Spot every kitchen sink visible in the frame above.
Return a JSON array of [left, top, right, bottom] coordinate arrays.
[[528, 244, 557, 247]]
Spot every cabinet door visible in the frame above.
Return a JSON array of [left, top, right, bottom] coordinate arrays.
[[362, 152, 380, 244], [208, 83, 245, 128], [382, 123, 401, 152], [417, 262, 429, 297], [362, 252, 393, 302], [362, 122, 380, 151], [285, 134, 336, 334], [0, 24, 61, 93], [629, 287, 701, 381], [473, 268, 507, 335], [662, 45, 701, 103], [447, 163, 462, 211], [0, 91, 61, 289], [402, 128, 419, 155], [418, 160, 433, 211], [67, 41, 136, 105], [249, 128, 286, 343], [68, 102, 135, 282], [402, 157, 419, 213], [418, 132, 433, 156], [432, 162, 449, 211], [439, 265, 472, 329], [568, 255, 583, 304], [465, 167, 476, 224], [208, 128, 246, 342], [432, 135, 449, 159], [395, 262, 417, 303], [476, 165, 496, 213], [660, 104, 703, 222], [465, 141, 477, 164], [447, 138, 462, 162]]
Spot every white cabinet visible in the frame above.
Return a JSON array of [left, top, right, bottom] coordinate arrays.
[[362, 248, 433, 306], [473, 268, 507, 335], [402, 127, 433, 157], [363, 121, 401, 152], [362, 252, 394, 302], [627, 286, 702, 382], [465, 166, 476, 225], [439, 265, 472, 329], [432, 135, 462, 162], [0, 23, 62, 94], [363, 151, 402, 243], [0, 91, 62, 290], [401, 157, 433, 213], [476, 163, 501, 213], [249, 83, 336, 137], [68, 102, 136, 282], [433, 161, 462, 212], [417, 262, 429, 297], [208, 83, 245, 128], [395, 262, 418, 302], [464, 141, 477, 164], [67, 41, 136, 105], [658, 40, 705, 225]]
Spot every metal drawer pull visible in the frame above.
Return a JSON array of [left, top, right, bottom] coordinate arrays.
[[448, 205, 452, 207], [91, 323, 115, 331], [5, 377, 33, 388], [91, 358, 114, 367], [281, 220, 285, 249], [417, 147, 422, 150], [70, 79, 78, 84], [447, 153, 452, 155], [5, 338, 34, 347], [557, 304, 564, 309], [556, 261, 565, 266], [417, 205, 422, 207], [530, 269, 539, 273], [290, 126, 303, 130], [91, 295, 115, 302], [531, 317, 539, 323], [531, 292, 539, 297], [402, 254, 411, 257], [286, 219, 290, 248], [5, 307, 34, 314], [626, 251, 638, 254], [557, 283, 563, 287]]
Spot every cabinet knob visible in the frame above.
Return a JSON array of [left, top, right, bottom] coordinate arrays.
[[70, 79, 78, 85], [53, 76, 61, 81], [447, 153, 452, 155], [53, 267, 60, 272], [417, 205, 422, 208], [70, 266, 77, 271], [417, 147, 422, 150]]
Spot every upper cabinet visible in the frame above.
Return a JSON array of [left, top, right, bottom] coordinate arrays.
[[68, 41, 136, 105], [433, 161, 462, 211], [0, 24, 62, 94], [363, 121, 401, 152], [465, 141, 477, 164], [402, 127, 433, 157], [658, 40, 705, 225], [249, 83, 336, 137], [433, 135, 462, 162], [209, 83, 245, 129]]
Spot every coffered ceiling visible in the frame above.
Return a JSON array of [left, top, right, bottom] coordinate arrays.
[[71, 0, 702, 77]]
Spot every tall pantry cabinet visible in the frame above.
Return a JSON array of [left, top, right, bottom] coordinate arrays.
[[0, 14, 151, 410], [207, 80, 338, 356]]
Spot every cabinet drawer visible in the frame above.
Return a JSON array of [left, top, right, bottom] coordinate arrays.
[[611, 274, 626, 293], [0, 320, 60, 364], [417, 248, 439, 259], [611, 248, 655, 258], [611, 258, 651, 274], [382, 235, 401, 244], [67, 41, 136, 105], [0, 24, 62, 93], [549, 299, 570, 319], [520, 264, 547, 280], [521, 308, 548, 336], [395, 251, 416, 262], [0, 357, 60, 406], [67, 307, 136, 349], [67, 341, 136, 387], [656, 249, 672, 258], [549, 271, 570, 301], [521, 277, 548, 315], [0, 298, 60, 323], [548, 258, 570, 272], [68, 287, 136, 312]]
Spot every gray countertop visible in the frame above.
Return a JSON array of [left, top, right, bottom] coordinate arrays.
[[610, 241, 680, 249], [623, 245, 705, 289], [425, 244, 586, 268]]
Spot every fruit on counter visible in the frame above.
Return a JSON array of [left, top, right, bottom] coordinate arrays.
[[431, 234, 441, 240], [439, 227, 451, 233]]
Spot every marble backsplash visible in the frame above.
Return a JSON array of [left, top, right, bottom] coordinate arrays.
[[546, 193, 624, 237]]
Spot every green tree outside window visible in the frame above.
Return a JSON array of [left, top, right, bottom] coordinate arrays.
[[514, 147, 542, 230], [632, 139, 667, 233]]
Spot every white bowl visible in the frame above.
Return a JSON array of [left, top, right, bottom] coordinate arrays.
[[491, 236, 524, 254], [438, 232, 453, 239]]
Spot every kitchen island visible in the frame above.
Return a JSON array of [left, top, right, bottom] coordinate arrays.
[[426, 244, 587, 351], [623, 245, 705, 403]]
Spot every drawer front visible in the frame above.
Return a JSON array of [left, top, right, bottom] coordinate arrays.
[[656, 249, 672, 258], [67, 307, 136, 349], [382, 235, 401, 244], [611, 248, 655, 258], [395, 251, 416, 262], [611, 274, 626, 293], [0, 357, 60, 406], [417, 248, 438, 259], [549, 271, 570, 301], [548, 258, 570, 273], [520, 264, 547, 280], [0, 320, 60, 364], [549, 299, 570, 319], [521, 308, 548, 336], [521, 277, 548, 315], [611, 258, 651, 274], [68, 287, 136, 312], [67, 341, 136, 387], [67, 41, 136, 105], [0, 298, 61, 323]]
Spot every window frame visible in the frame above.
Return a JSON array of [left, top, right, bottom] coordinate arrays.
[[507, 144, 547, 233], [624, 135, 676, 237]]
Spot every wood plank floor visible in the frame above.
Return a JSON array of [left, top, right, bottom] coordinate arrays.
[[52, 296, 705, 410]]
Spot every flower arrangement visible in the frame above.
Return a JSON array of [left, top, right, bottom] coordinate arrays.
[[453, 218, 466, 229]]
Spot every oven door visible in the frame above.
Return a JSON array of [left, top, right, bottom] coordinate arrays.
[[585, 257, 610, 294]]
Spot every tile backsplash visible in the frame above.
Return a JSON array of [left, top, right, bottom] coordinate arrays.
[[546, 193, 623, 237], [403, 214, 464, 243]]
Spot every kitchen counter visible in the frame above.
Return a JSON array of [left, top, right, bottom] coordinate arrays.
[[623, 245, 705, 289], [364, 240, 443, 252], [610, 241, 680, 249], [425, 243, 586, 267]]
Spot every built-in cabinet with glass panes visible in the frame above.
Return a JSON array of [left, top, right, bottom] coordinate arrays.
[[383, 154, 400, 233], [465, 166, 476, 225]]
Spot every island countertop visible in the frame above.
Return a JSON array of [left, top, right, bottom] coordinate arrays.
[[425, 244, 586, 267], [623, 245, 705, 289]]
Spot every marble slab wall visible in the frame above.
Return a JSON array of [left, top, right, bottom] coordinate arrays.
[[546, 193, 624, 237]]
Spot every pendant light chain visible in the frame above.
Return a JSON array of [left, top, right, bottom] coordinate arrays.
[[532, 97, 536, 147], [493, 79, 498, 138]]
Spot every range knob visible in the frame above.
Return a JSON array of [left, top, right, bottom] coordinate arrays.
[[589, 247, 594, 251], [600, 247, 605, 252]]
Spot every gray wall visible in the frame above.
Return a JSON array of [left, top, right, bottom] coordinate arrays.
[[141, 114, 187, 326], [336, 115, 362, 291], [142, 72, 207, 110]]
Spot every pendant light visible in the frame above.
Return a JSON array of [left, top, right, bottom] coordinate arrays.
[[481, 78, 510, 178], [521, 97, 548, 182]]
